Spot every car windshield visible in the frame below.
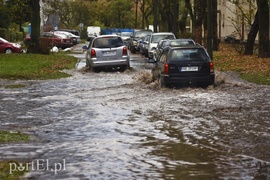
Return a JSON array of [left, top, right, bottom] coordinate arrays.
[[55, 34, 69, 39], [55, 31, 74, 37], [151, 34, 174, 43], [169, 48, 208, 62], [93, 37, 124, 48], [135, 31, 152, 38]]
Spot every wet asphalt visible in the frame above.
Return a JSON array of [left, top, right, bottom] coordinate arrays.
[[0, 46, 270, 179]]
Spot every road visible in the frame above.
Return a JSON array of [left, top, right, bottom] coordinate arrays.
[[0, 50, 269, 179]]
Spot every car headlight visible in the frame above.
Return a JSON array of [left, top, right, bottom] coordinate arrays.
[[12, 43, 21, 48]]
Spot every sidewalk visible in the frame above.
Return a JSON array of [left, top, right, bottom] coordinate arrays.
[[71, 43, 85, 53]]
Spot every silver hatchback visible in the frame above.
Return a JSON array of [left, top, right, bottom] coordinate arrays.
[[85, 35, 130, 72]]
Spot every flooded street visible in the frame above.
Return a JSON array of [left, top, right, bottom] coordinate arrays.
[[0, 51, 270, 179]]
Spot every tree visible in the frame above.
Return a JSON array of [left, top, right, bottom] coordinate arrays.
[[140, 0, 152, 29], [153, 0, 159, 32], [179, 0, 190, 36], [107, 0, 134, 28], [193, 0, 206, 44], [5, 0, 31, 32], [256, 0, 269, 58], [0, 2, 11, 29], [212, 0, 218, 51], [29, 0, 40, 53], [244, 11, 258, 55]]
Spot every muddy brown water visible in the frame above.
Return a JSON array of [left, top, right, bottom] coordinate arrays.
[[0, 53, 269, 179]]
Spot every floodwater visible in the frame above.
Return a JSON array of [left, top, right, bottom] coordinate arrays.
[[0, 51, 269, 179]]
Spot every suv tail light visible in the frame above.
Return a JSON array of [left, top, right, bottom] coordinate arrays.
[[123, 47, 127, 55], [210, 62, 214, 73], [91, 49, 96, 58], [164, 63, 169, 74]]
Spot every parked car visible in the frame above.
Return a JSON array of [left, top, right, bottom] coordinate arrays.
[[152, 39, 168, 60], [129, 29, 152, 53], [150, 46, 215, 88], [54, 31, 80, 45], [84, 35, 130, 72], [24, 32, 74, 49], [58, 29, 81, 43], [138, 34, 151, 56], [0, 37, 22, 54], [224, 35, 237, 43], [147, 32, 176, 59], [58, 29, 80, 37], [120, 32, 133, 46], [153, 38, 196, 60]]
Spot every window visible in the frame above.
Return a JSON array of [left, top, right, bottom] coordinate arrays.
[[93, 37, 123, 48]]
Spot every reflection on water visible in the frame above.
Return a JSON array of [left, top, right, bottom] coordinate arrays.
[[0, 67, 269, 179]]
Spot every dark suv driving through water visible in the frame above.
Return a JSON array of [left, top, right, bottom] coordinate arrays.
[[150, 45, 215, 88]]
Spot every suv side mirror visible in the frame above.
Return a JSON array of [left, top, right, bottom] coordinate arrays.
[[82, 45, 88, 50]]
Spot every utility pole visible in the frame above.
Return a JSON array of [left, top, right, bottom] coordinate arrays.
[[207, 0, 213, 59]]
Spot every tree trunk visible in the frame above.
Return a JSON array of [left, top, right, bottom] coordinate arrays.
[[153, 0, 159, 32], [244, 11, 258, 55], [212, 0, 219, 51], [257, 0, 269, 58], [172, 0, 179, 37], [194, 0, 204, 45], [29, 0, 41, 53]]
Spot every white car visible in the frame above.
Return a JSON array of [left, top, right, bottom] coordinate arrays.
[[147, 32, 176, 59]]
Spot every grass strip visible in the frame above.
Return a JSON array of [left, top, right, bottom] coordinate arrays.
[[214, 44, 270, 85], [0, 53, 77, 80]]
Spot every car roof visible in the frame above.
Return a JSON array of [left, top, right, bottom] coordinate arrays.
[[152, 32, 174, 35], [168, 38, 194, 41], [134, 29, 152, 32], [165, 45, 204, 51], [97, 35, 119, 37]]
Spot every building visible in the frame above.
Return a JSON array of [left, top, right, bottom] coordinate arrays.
[[218, 0, 256, 40]]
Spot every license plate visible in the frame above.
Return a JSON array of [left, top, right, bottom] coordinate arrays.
[[181, 66, 198, 72], [103, 51, 116, 56]]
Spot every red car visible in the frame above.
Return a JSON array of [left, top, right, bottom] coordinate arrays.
[[24, 32, 73, 49], [0, 37, 22, 54]]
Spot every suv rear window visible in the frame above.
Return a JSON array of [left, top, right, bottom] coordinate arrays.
[[93, 37, 124, 48], [169, 48, 208, 62]]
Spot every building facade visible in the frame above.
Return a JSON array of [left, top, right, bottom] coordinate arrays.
[[218, 0, 256, 40]]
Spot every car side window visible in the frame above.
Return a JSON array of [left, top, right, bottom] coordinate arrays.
[[160, 52, 168, 63]]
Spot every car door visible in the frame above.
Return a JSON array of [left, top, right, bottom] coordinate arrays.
[[152, 49, 169, 80]]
